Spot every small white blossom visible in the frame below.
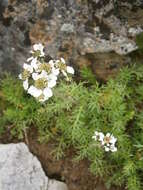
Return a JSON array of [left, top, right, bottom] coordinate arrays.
[[27, 57, 34, 62], [31, 58, 39, 70], [103, 133, 117, 146], [32, 73, 40, 81], [23, 63, 33, 73], [49, 60, 55, 67], [48, 79, 57, 88], [60, 57, 66, 64], [92, 131, 104, 142], [19, 43, 75, 102], [92, 131, 117, 152], [33, 43, 45, 57], [52, 67, 60, 76], [67, 66, 75, 74], [104, 146, 110, 152], [28, 86, 42, 98], [56, 58, 74, 78], [39, 88, 53, 102], [43, 87, 53, 98], [110, 145, 117, 152]]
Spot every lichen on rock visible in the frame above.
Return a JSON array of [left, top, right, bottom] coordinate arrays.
[[0, 0, 143, 80]]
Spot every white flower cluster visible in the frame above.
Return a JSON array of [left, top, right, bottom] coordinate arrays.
[[92, 131, 117, 152], [19, 43, 74, 102]]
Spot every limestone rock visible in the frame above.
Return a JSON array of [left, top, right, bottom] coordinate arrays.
[[0, 143, 48, 190], [48, 180, 68, 190], [0, 143, 68, 190], [0, 0, 143, 79]]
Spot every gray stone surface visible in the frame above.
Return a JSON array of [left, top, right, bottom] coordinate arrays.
[[48, 180, 68, 190], [0, 143, 68, 190], [0, 143, 48, 190], [0, 0, 143, 79]]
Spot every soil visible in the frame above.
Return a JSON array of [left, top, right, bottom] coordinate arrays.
[[0, 127, 122, 190]]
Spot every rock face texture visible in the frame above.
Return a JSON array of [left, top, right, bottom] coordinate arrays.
[[0, 0, 143, 79], [0, 143, 68, 190]]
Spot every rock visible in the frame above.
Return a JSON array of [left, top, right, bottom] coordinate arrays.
[[0, 143, 68, 190], [0, 0, 143, 79], [48, 180, 68, 190], [0, 143, 48, 190], [61, 24, 75, 33]]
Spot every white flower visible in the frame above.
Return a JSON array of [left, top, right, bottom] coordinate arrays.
[[23, 79, 29, 90], [92, 131, 117, 153], [32, 73, 40, 81], [49, 60, 55, 67], [31, 58, 39, 70], [40, 70, 48, 78], [48, 80, 56, 88], [110, 145, 117, 152], [67, 66, 74, 74], [32, 70, 48, 81], [43, 87, 53, 98], [19, 43, 75, 103], [33, 43, 45, 57], [23, 63, 33, 73], [92, 131, 99, 140], [104, 146, 110, 152], [48, 73, 58, 81], [92, 131, 104, 142], [104, 133, 117, 145], [46, 74, 57, 88], [52, 67, 60, 76], [49, 60, 60, 76], [60, 57, 66, 64], [56, 58, 74, 78], [110, 135, 117, 145], [28, 86, 42, 98], [27, 57, 34, 62], [38, 88, 53, 102]]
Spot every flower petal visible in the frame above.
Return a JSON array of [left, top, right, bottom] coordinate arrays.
[[28, 86, 42, 98], [23, 79, 29, 90], [31, 58, 38, 70], [52, 68, 60, 76], [23, 63, 33, 73], [110, 136, 117, 145], [48, 80, 57, 88], [43, 87, 53, 98], [104, 146, 110, 152], [67, 66, 74, 74], [27, 57, 34, 62], [110, 146, 117, 152], [61, 57, 66, 64], [32, 73, 40, 81]]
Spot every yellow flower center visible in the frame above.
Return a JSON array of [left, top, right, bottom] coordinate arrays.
[[35, 78, 47, 89], [39, 63, 51, 74], [22, 70, 30, 80], [58, 62, 66, 71], [104, 136, 111, 144], [33, 50, 41, 58]]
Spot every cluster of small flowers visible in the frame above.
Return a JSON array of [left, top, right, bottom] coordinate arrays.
[[19, 43, 74, 102], [92, 131, 117, 152]]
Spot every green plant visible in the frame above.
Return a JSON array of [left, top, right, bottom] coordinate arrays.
[[0, 64, 143, 190]]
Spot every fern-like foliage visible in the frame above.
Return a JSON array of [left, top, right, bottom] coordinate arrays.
[[1, 64, 143, 190]]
